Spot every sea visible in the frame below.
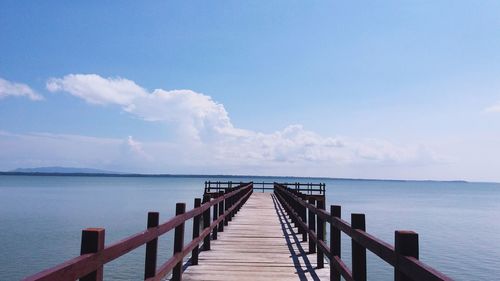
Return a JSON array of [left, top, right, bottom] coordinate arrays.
[[0, 175, 499, 280]]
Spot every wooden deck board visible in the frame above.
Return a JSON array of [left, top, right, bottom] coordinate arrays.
[[181, 192, 330, 281]]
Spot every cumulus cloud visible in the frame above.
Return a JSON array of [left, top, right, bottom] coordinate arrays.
[[0, 129, 443, 178], [47, 74, 238, 141], [42, 73, 440, 175], [0, 77, 43, 100]]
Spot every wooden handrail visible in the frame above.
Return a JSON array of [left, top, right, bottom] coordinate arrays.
[[205, 181, 325, 195], [274, 183, 453, 281], [273, 187, 354, 281], [23, 183, 253, 281], [147, 187, 253, 281]]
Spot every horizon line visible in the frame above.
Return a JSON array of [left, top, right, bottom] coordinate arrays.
[[2, 171, 497, 184]]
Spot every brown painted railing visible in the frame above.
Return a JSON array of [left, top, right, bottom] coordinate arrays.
[[273, 183, 453, 281], [205, 180, 325, 195], [23, 183, 253, 281]]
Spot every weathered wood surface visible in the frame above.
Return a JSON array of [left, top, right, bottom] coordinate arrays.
[[182, 192, 329, 280]]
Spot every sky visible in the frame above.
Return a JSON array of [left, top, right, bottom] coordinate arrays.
[[1, 1, 500, 181]]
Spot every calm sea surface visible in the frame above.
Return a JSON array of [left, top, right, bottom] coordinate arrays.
[[0, 175, 499, 280]]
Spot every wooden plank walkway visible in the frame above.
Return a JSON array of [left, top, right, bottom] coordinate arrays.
[[182, 192, 330, 281]]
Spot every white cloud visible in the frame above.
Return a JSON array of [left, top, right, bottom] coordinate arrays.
[[0, 129, 444, 178], [0, 77, 43, 100], [38, 73, 443, 177], [485, 103, 500, 113], [47, 74, 238, 141], [0, 131, 154, 173], [123, 136, 151, 161]]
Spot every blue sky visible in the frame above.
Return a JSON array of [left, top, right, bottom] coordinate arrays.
[[1, 1, 500, 181]]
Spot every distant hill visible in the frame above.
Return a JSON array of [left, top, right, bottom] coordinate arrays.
[[10, 167, 120, 174]]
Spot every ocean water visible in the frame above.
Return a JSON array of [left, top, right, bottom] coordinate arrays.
[[0, 175, 499, 280]]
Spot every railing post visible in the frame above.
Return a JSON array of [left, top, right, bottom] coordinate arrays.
[[308, 198, 316, 254], [330, 205, 341, 281], [394, 231, 419, 281], [202, 194, 211, 251], [212, 197, 218, 240], [351, 213, 366, 281], [144, 212, 159, 280], [80, 228, 105, 281], [317, 199, 325, 268], [228, 188, 234, 222], [300, 194, 307, 242], [237, 187, 243, 212], [294, 192, 301, 226], [191, 198, 202, 265], [172, 203, 186, 281], [290, 191, 297, 227], [224, 189, 229, 226], [235, 187, 241, 213], [218, 191, 224, 232]]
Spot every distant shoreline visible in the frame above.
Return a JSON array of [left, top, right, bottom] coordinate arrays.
[[0, 171, 474, 184]]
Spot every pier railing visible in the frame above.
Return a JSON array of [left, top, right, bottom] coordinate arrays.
[[205, 180, 325, 195], [273, 183, 453, 281], [23, 182, 253, 281]]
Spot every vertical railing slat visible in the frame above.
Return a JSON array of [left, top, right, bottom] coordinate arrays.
[[352, 213, 367, 281], [144, 212, 159, 279], [224, 189, 229, 226], [300, 193, 308, 242], [330, 205, 341, 281], [191, 198, 202, 265], [202, 195, 211, 251], [212, 197, 218, 240], [308, 198, 316, 254], [317, 199, 325, 268], [218, 191, 224, 232], [172, 203, 186, 281], [80, 228, 105, 281], [394, 231, 419, 281]]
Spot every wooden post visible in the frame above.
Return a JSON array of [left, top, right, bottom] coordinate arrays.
[[330, 205, 341, 281], [234, 188, 240, 214], [80, 228, 105, 281], [144, 212, 159, 279], [212, 198, 218, 240], [224, 189, 229, 226], [228, 188, 234, 221], [294, 192, 301, 227], [308, 198, 316, 254], [191, 198, 201, 265], [202, 195, 211, 251], [172, 203, 186, 281], [351, 213, 366, 281], [395, 231, 419, 281], [299, 193, 307, 242], [290, 191, 298, 227], [218, 191, 224, 232], [316, 199, 325, 268]]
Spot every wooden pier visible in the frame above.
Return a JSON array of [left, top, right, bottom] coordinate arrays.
[[182, 192, 329, 280], [23, 182, 453, 281]]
